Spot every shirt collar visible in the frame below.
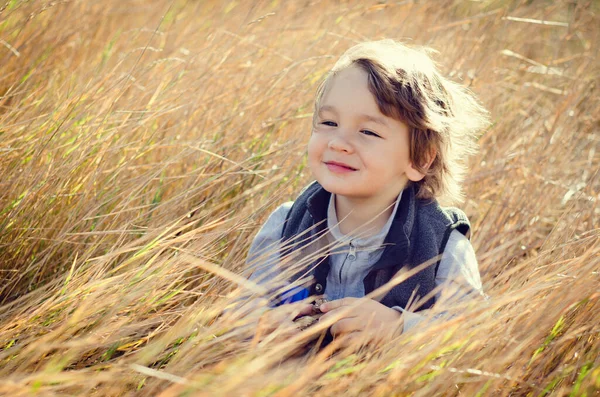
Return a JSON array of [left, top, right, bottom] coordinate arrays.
[[326, 191, 403, 249]]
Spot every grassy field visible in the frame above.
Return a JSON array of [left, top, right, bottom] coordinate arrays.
[[1, 0, 599, 395]]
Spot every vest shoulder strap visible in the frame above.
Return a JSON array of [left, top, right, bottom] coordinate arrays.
[[281, 181, 322, 241]]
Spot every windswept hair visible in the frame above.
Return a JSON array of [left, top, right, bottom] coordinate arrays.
[[313, 40, 490, 204]]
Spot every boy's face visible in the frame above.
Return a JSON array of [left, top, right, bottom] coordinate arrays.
[[308, 65, 425, 204]]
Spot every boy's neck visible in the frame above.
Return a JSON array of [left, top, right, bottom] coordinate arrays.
[[334, 190, 402, 237]]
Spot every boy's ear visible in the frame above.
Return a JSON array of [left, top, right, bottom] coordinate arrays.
[[406, 149, 437, 182]]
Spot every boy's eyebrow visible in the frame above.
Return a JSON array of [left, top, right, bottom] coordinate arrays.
[[362, 113, 389, 127], [318, 105, 338, 115], [318, 105, 389, 127]]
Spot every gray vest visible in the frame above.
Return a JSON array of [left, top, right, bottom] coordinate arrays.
[[281, 182, 470, 311]]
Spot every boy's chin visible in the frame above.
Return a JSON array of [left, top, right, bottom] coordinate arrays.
[[318, 181, 362, 197], [312, 173, 368, 197], [317, 178, 408, 201]]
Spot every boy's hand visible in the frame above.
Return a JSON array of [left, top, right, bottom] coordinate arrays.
[[319, 298, 403, 346], [253, 302, 314, 345]]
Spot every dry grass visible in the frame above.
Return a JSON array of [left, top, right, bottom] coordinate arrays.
[[0, 0, 598, 395]]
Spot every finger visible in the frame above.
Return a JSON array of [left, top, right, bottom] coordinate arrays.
[[320, 297, 357, 312], [271, 303, 311, 320], [294, 303, 315, 318], [319, 307, 358, 326], [330, 317, 363, 336], [261, 307, 294, 328]]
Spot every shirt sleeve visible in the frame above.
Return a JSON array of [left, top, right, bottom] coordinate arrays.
[[245, 202, 293, 286], [392, 229, 484, 332], [226, 203, 294, 317]]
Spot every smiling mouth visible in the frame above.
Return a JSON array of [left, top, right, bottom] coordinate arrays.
[[324, 161, 358, 171]]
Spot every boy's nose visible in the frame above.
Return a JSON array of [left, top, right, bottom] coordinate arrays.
[[327, 135, 354, 153]]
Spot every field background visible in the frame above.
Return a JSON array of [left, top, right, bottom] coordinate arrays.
[[1, 0, 599, 395]]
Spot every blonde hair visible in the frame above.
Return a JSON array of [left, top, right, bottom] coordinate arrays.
[[313, 40, 490, 204]]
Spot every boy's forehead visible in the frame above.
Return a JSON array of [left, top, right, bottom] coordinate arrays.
[[334, 64, 368, 82], [320, 67, 371, 102], [318, 68, 383, 113], [319, 64, 409, 124]]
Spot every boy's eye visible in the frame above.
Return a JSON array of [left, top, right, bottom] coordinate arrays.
[[361, 129, 381, 138], [321, 121, 337, 127]]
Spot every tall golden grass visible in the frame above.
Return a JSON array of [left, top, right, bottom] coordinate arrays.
[[0, 0, 598, 395]]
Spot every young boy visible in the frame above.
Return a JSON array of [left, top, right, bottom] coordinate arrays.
[[246, 40, 489, 345]]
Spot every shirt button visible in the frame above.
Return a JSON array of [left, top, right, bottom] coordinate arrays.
[[314, 283, 323, 293]]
